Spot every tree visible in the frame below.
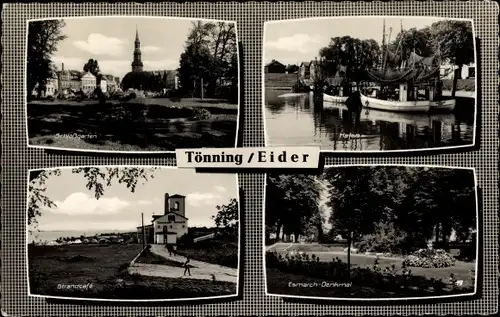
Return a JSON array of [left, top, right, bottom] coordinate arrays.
[[318, 36, 380, 90], [83, 58, 102, 85], [177, 21, 238, 100], [28, 167, 157, 227], [212, 198, 239, 234], [265, 174, 322, 242], [27, 20, 67, 99], [430, 20, 474, 97]]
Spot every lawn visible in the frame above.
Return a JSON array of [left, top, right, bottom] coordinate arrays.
[[288, 244, 346, 253], [267, 250, 476, 298], [176, 237, 239, 269], [28, 244, 236, 299], [265, 73, 298, 88], [27, 98, 238, 151]]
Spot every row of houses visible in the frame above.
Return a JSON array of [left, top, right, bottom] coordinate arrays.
[[33, 63, 121, 98]]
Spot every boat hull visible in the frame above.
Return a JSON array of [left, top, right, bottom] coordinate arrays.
[[360, 93, 456, 113], [429, 99, 456, 111], [323, 93, 348, 103], [360, 93, 430, 113], [322, 102, 457, 126]]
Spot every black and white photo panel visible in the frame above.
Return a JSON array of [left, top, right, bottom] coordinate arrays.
[[26, 17, 240, 153], [27, 166, 240, 301], [264, 165, 479, 300], [263, 16, 477, 153]]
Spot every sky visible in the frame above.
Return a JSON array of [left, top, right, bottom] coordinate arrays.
[[46, 17, 233, 80], [29, 168, 238, 233], [264, 17, 470, 66]]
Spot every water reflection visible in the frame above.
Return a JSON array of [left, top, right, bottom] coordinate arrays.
[[265, 90, 474, 151]]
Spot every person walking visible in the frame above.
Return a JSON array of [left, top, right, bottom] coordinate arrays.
[[183, 256, 191, 276]]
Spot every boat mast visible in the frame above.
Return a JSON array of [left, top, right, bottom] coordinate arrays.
[[381, 19, 386, 70], [382, 27, 392, 73]]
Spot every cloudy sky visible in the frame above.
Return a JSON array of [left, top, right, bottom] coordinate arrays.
[[29, 168, 238, 233], [45, 17, 231, 80], [264, 17, 467, 66]]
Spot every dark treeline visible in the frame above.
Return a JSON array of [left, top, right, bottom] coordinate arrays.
[[266, 167, 476, 254]]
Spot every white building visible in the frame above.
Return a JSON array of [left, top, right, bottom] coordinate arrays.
[[32, 73, 59, 98], [81, 72, 97, 95], [440, 62, 476, 80], [137, 193, 189, 245]]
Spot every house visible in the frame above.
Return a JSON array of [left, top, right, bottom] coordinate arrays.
[[440, 62, 476, 80], [137, 224, 154, 244], [57, 63, 82, 95], [32, 72, 58, 98], [299, 61, 311, 79], [136, 193, 189, 245], [300, 59, 320, 82], [265, 59, 286, 73], [100, 77, 108, 93], [81, 72, 97, 95]]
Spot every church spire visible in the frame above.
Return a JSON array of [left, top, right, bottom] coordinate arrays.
[[131, 26, 143, 72]]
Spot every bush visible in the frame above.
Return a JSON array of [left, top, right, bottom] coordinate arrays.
[[191, 108, 211, 120], [355, 222, 407, 254], [402, 248, 456, 268]]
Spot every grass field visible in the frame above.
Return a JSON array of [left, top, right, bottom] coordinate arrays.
[[29, 244, 236, 299], [27, 98, 238, 151], [265, 73, 298, 88], [177, 237, 239, 269]]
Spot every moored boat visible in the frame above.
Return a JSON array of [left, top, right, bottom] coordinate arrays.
[[429, 98, 456, 111], [323, 93, 348, 103], [360, 93, 431, 113], [360, 19, 456, 114], [321, 100, 457, 126]]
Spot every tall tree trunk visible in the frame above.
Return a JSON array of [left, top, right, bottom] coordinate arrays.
[[452, 65, 462, 98], [276, 223, 283, 242]]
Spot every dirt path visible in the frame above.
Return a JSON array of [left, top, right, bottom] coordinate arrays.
[[128, 245, 238, 283]]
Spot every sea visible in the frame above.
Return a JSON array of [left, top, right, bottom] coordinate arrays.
[[28, 230, 134, 243]]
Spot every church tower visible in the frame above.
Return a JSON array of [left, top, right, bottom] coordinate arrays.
[[131, 26, 144, 72]]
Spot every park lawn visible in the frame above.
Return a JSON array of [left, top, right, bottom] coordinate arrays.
[[288, 244, 345, 253], [27, 99, 238, 151], [28, 244, 236, 299], [273, 250, 476, 289]]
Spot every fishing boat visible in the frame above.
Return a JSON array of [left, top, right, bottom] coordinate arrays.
[[322, 101, 456, 126], [361, 20, 456, 113], [323, 93, 348, 103]]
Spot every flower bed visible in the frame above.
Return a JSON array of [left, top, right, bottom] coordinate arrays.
[[402, 249, 456, 268]]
